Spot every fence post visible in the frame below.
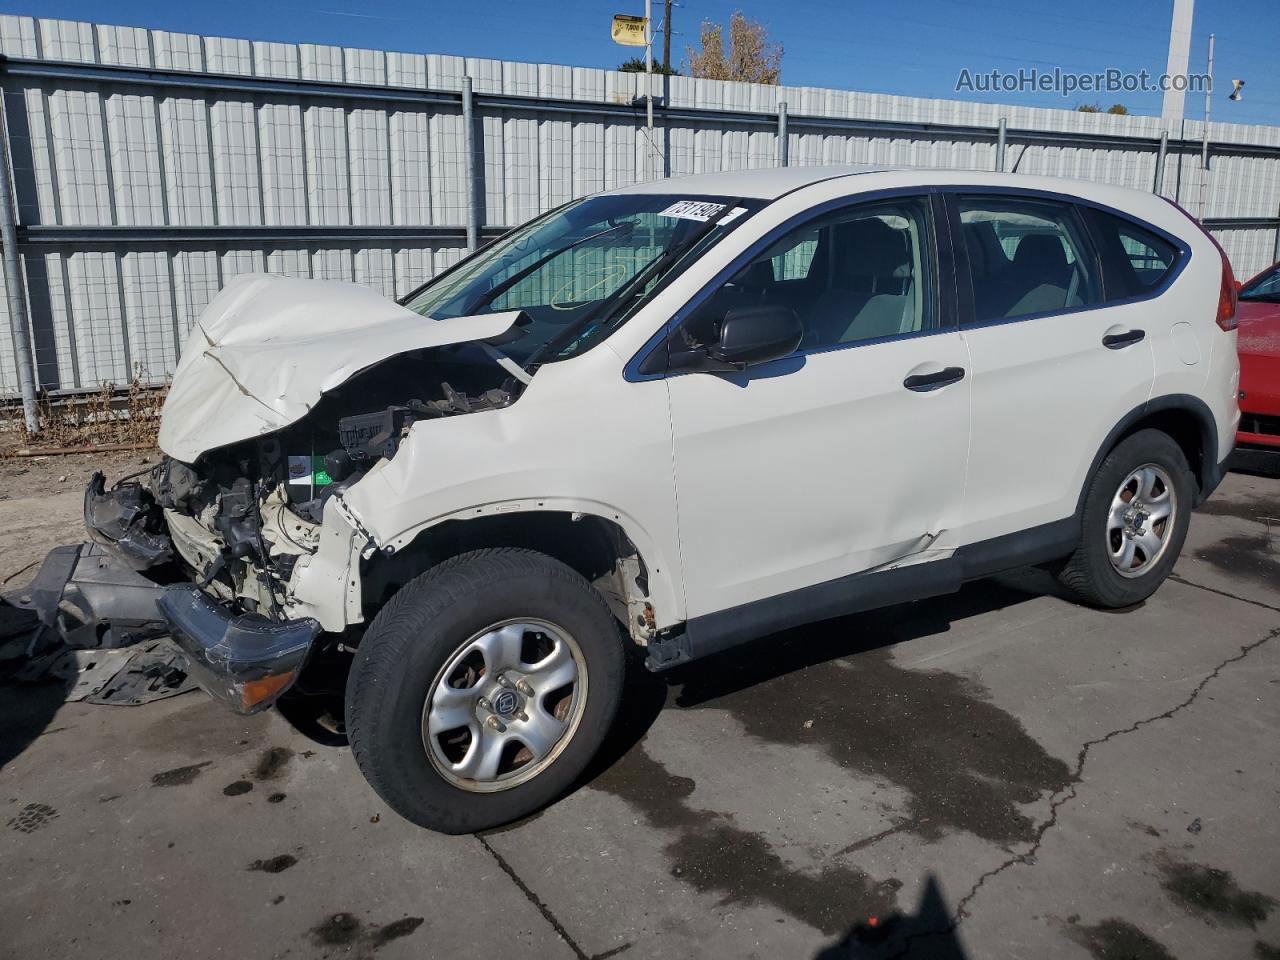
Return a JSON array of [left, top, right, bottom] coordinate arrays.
[[777, 101, 788, 167], [0, 87, 38, 432], [1153, 130, 1168, 195], [994, 117, 1007, 173], [1274, 202, 1280, 266], [461, 76, 478, 252]]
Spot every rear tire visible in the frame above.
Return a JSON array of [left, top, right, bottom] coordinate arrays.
[[345, 548, 625, 833], [1058, 429, 1194, 608]]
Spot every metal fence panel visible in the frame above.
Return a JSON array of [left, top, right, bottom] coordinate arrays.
[[0, 13, 1278, 398]]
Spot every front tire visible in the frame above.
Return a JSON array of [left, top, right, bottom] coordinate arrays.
[[345, 548, 625, 833], [1057, 429, 1194, 608]]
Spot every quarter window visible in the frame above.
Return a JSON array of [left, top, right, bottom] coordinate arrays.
[[682, 197, 936, 353], [1085, 208, 1181, 300], [957, 196, 1100, 323]]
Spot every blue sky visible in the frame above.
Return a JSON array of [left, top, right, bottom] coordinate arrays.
[[5, 0, 1278, 127]]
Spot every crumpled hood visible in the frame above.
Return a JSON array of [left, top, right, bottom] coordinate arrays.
[[158, 275, 518, 462]]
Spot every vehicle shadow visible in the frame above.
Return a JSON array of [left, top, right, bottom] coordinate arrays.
[[671, 568, 1066, 709], [0, 600, 67, 772], [1228, 447, 1280, 478], [584, 566, 1067, 785]]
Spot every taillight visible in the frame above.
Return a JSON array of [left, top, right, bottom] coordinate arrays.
[[1162, 197, 1238, 331], [1215, 249, 1238, 331]]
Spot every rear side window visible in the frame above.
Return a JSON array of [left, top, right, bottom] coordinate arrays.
[[957, 196, 1101, 324], [1085, 208, 1181, 300]]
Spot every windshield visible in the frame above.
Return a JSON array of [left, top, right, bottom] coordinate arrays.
[[403, 194, 759, 367], [1240, 264, 1280, 303]]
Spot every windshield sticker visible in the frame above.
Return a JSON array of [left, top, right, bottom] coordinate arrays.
[[657, 201, 747, 224]]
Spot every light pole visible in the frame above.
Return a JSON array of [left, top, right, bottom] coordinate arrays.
[[1199, 33, 1214, 215], [1202, 33, 1214, 167]]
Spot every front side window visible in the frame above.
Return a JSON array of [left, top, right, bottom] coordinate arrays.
[[1085, 208, 1180, 300], [958, 196, 1100, 323], [680, 196, 936, 354], [1240, 263, 1280, 303], [403, 194, 759, 367]]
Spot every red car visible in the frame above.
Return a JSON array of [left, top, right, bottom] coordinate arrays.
[[1237, 261, 1280, 449]]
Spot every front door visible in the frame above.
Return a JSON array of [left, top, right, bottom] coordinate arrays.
[[662, 194, 972, 620]]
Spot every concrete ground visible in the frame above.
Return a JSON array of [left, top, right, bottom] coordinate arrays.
[[2, 454, 1278, 960]]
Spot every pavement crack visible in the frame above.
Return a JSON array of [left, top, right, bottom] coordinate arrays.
[[476, 834, 629, 960], [1169, 573, 1280, 613], [887, 624, 1280, 958]]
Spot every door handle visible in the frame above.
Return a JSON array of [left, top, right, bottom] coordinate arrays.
[[1102, 329, 1146, 349], [903, 366, 966, 392]]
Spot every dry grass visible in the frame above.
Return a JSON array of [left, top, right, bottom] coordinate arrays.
[[0, 372, 168, 455]]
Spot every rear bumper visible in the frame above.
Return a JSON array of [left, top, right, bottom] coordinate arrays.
[[1236, 429, 1280, 450], [1237, 349, 1280, 449], [156, 586, 320, 715]]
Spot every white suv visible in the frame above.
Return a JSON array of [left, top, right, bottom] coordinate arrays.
[[68, 166, 1239, 832]]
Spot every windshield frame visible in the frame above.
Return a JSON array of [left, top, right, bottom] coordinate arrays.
[[398, 192, 765, 368]]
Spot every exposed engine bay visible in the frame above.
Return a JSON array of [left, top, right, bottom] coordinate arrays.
[[91, 344, 521, 620]]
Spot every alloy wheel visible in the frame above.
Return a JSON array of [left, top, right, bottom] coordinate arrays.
[[1106, 462, 1178, 579]]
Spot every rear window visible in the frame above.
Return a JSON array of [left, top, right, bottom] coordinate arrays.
[[1084, 208, 1180, 301]]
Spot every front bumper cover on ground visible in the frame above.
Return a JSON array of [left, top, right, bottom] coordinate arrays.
[[7, 541, 168, 648], [156, 586, 320, 715]]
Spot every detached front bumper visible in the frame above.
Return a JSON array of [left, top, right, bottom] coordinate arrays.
[[156, 586, 321, 715], [6, 541, 168, 647]]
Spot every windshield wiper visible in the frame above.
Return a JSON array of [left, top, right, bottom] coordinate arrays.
[[462, 221, 634, 316], [522, 198, 745, 370]]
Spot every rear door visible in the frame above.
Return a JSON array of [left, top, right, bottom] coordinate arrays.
[[947, 191, 1157, 546]]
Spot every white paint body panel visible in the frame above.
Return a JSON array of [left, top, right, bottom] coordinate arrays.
[[340, 347, 687, 626], [668, 333, 971, 618], [156, 273, 519, 462], [960, 304, 1156, 544]]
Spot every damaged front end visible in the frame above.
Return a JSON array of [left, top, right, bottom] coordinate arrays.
[[139, 346, 521, 714], [35, 463, 329, 715], [14, 275, 529, 714]]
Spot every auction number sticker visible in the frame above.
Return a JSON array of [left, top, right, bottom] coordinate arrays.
[[657, 200, 746, 224]]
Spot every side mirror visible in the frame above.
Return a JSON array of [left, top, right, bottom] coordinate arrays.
[[706, 306, 803, 369]]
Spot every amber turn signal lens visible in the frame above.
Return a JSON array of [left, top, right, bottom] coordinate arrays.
[[239, 671, 295, 710]]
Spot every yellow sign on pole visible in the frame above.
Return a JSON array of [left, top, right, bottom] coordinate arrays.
[[611, 14, 647, 47]]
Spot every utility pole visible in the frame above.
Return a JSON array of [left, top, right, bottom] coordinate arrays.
[[644, 0, 654, 180], [662, 0, 672, 75], [1198, 32, 1214, 216], [1202, 32, 1214, 167]]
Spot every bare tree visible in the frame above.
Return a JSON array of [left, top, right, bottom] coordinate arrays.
[[687, 11, 782, 84]]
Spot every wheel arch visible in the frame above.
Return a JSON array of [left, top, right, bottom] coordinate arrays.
[[358, 505, 676, 644], [1079, 394, 1219, 514]]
